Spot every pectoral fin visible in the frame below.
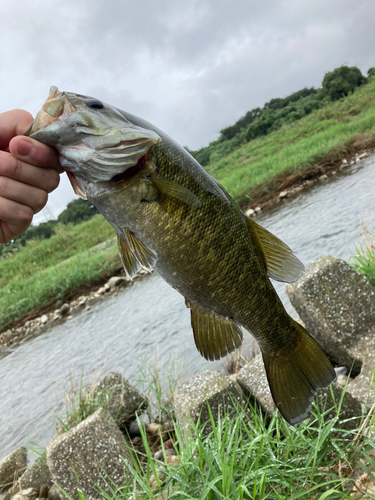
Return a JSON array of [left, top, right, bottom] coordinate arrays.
[[123, 228, 158, 272], [150, 178, 201, 208], [186, 300, 243, 361], [117, 234, 141, 279], [246, 218, 304, 282]]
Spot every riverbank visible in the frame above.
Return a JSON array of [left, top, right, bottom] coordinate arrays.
[[1, 80, 375, 336], [0, 147, 373, 349], [206, 78, 375, 205], [1, 149, 374, 356]]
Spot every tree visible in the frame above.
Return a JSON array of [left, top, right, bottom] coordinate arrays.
[[57, 198, 99, 225], [322, 65, 366, 101], [368, 67, 375, 78]]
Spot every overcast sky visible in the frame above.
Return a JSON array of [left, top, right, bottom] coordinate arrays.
[[1, 0, 374, 222]]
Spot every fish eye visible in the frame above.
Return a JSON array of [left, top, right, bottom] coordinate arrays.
[[86, 99, 104, 109]]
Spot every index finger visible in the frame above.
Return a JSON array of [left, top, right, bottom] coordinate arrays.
[[9, 136, 63, 173], [0, 109, 34, 150]]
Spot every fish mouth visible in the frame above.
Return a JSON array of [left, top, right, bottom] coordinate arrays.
[[25, 86, 76, 137], [26, 86, 161, 188]]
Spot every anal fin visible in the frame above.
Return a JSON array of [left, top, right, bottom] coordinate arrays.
[[186, 300, 243, 361]]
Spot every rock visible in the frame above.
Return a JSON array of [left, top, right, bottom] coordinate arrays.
[[279, 191, 288, 199], [286, 256, 375, 404], [237, 355, 276, 417], [0, 447, 27, 491], [94, 372, 148, 425], [148, 423, 162, 435], [358, 152, 368, 159], [254, 207, 261, 213], [58, 304, 70, 316], [341, 159, 348, 165], [245, 208, 255, 217], [336, 374, 349, 387], [47, 485, 63, 500], [153, 448, 176, 461], [77, 296, 86, 307], [165, 455, 179, 465], [335, 366, 348, 377], [237, 353, 362, 427], [174, 371, 246, 438], [40, 315, 48, 325], [11, 488, 38, 500], [97, 286, 107, 295], [107, 276, 125, 289], [128, 419, 147, 437], [148, 471, 165, 489], [319, 174, 328, 181], [6, 454, 51, 498], [164, 449, 176, 458], [46, 408, 133, 500], [153, 450, 164, 461], [160, 439, 174, 451]]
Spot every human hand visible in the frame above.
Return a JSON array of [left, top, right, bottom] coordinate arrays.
[[0, 109, 62, 244]]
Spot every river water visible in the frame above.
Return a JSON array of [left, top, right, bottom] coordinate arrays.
[[1, 157, 374, 460]]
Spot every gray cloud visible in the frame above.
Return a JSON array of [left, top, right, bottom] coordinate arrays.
[[1, 0, 374, 221]]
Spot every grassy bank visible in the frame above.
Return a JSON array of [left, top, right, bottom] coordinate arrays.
[[0, 216, 120, 331], [207, 78, 375, 204], [1, 81, 375, 331]]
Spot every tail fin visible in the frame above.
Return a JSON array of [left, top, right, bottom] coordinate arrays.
[[262, 322, 336, 425]]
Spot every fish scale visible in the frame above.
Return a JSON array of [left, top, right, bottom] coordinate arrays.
[[26, 86, 336, 424]]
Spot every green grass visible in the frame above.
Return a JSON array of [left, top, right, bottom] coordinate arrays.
[[207, 80, 375, 203], [0, 216, 120, 330], [350, 220, 375, 286], [0, 216, 114, 289], [55, 375, 375, 500]]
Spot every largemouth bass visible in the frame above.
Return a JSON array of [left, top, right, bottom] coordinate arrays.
[[26, 87, 336, 424]]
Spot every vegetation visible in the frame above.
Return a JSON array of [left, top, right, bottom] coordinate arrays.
[[57, 198, 100, 226], [53, 366, 107, 434], [322, 66, 367, 101], [52, 364, 375, 500], [0, 216, 119, 330], [0, 199, 99, 258], [350, 220, 375, 286], [190, 64, 371, 170], [203, 76, 375, 203]]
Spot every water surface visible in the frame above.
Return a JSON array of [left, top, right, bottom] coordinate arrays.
[[0, 157, 374, 459]]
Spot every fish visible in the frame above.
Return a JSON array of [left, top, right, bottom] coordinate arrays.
[[25, 86, 336, 425]]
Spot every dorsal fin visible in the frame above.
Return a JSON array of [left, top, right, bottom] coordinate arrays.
[[186, 300, 243, 361], [246, 218, 304, 283]]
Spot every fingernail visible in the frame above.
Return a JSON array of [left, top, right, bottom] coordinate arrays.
[[17, 140, 34, 157]]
